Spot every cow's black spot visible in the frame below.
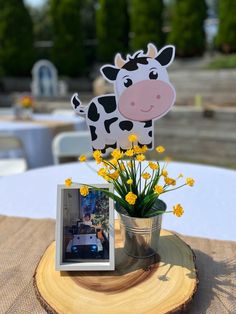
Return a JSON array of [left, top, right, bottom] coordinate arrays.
[[88, 102, 100, 122], [123, 56, 149, 71], [119, 121, 133, 131], [147, 142, 152, 149], [98, 96, 117, 113], [148, 130, 152, 137], [143, 120, 152, 128], [89, 126, 97, 141], [104, 117, 118, 133]]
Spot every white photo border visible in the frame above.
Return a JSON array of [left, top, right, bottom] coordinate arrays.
[[55, 183, 115, 271]]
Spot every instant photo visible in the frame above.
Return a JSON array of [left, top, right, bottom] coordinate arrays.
[[56, 184, 114, 271]]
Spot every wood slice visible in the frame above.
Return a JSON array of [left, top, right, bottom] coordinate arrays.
[[34, 222, 198, 314]]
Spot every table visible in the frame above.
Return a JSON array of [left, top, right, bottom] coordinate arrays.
[[0, 161, 235, 313], [0, 113, 87, 168], [0, 161, 235, 241]]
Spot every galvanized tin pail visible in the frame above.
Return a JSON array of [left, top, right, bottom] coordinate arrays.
[[118, 202, 166, 258]]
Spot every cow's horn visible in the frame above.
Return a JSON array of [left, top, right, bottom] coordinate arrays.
[[115, 53, 126, 68], [147, 43, 158, 58]]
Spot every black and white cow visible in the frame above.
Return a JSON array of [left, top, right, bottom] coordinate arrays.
[[71, 43, 176, 152]]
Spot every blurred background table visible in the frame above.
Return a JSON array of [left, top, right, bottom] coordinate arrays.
[[0, 113, 87, 168], [0, 161, 235, 241]]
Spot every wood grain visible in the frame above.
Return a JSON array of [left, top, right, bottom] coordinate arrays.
[[34, 223, 198, 314]]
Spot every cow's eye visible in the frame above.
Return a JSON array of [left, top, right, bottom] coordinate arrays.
[[149, 70, 158, 80], [124, 78, 133, 88]]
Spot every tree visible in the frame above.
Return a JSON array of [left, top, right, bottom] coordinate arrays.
[[96, 0, 129, 62], [0, 0, 34, 76], [50, 0, 86, 76], [130, 0, 164, 52], [168, 0, 207, 57], [216, 0, 236, 53]]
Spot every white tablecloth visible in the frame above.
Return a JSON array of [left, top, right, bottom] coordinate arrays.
[[0, 113, 87, 168], [0, 161, 235, 241]]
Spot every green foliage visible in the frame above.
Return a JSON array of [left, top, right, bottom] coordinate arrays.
[[130, 0, 164, 52], [50, 0, 86, 76], [96, 0, 129, 62], [207, 54, 236, 69], [168, 0, 207, 57], [0, 0, 34, 76], [216, 0, 236, 53]]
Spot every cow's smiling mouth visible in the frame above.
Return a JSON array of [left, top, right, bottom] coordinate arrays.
[[140, 105, 154, 113]]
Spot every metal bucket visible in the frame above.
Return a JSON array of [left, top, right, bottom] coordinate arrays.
[[118, 211, 164, 259]]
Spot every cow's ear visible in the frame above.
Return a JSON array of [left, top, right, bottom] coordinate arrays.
[[100, 65, 119, 82], [156, 45, 175, 67]]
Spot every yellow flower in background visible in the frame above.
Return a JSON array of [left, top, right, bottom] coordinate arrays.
[[186, 177, 195, 186], [142, 172, 151, 180], [127, 161, 132, 168], [79, 154, 87, 162], [149, 161, 159, 170], [119, 163, 125, 171], [178, 173, 184, 178], [109, 170, 119, 180], [164, 156, 171, 162], [64, 178, 72, 187], [95, 157, 103, 164], [127, 178, 133, 185], [161, 169, 168, 177], [125, 192, 137, 205], [164, 177, 176, 186], [133, 145, 142, 154], [128, 134, 138, 142], [140, 145, 148, 153], [154, 185, 164, 194], [20, 95, 33, 108], [93, 150, 102, 159], [136, 154, 145, 162], [111, 149, 123, 160], [125, 149, 134, 157], [173, 204, 184, 217], [156, 145, 165, 153], [80, 185, 89, 197]]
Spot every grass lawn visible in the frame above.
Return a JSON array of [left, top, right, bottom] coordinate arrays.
[[207, 54, 236, 69]]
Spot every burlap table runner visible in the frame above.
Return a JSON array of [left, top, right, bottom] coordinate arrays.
[[0, 215, 235, 314]]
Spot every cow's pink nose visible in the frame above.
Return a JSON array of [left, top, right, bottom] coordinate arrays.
[[156, 95, 161, 99], [131, 101, 135, 106]]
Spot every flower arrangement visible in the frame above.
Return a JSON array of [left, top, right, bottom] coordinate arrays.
[[65, 134, 195, 219], [19, 95, 34, 109]]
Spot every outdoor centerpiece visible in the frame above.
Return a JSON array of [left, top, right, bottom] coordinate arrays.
[[65, 134, 195, 259], [13, 95, 34, 120]]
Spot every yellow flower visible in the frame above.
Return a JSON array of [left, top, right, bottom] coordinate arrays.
[[64, 178, 72, 187], [125, 192, 137, 205], [136, 154, 145, 162], [156, 145, 165, 153], [127, 178, 133, 184], [80, 185, 89, 197], [173, 204, 184, 217], [140, 145, 148, 153], [93, 150, 102, 159], [133, 145, 142, 154], [125, 149, 134, 157], [20, 96, 33, 108], [164, 156, 171, 162], [109, 158, 118, 166], [127, 161, 132, 168], [95, 157, 103, 164], [142, 172, 151, 180], [178, 173, 184, 178], [164, 177, 176, 186], [128, 134, 138, 142], [186, 177, 195, 187], [109, 170, 119, 180], [97, 168, 107, 177], [149, 161, 159, 170], [119, 163, 125, 171], [154, 185, 164, 194], [161, 169, 168, 177], [79, 154, 87, 162], [111, 149, 123, 160]]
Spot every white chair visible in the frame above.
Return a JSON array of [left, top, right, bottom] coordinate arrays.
[[52, 131, 92, 164], [0, 134, 28, 176]]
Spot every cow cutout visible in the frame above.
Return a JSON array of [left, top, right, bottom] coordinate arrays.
[[71, 43, 176, 152]]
